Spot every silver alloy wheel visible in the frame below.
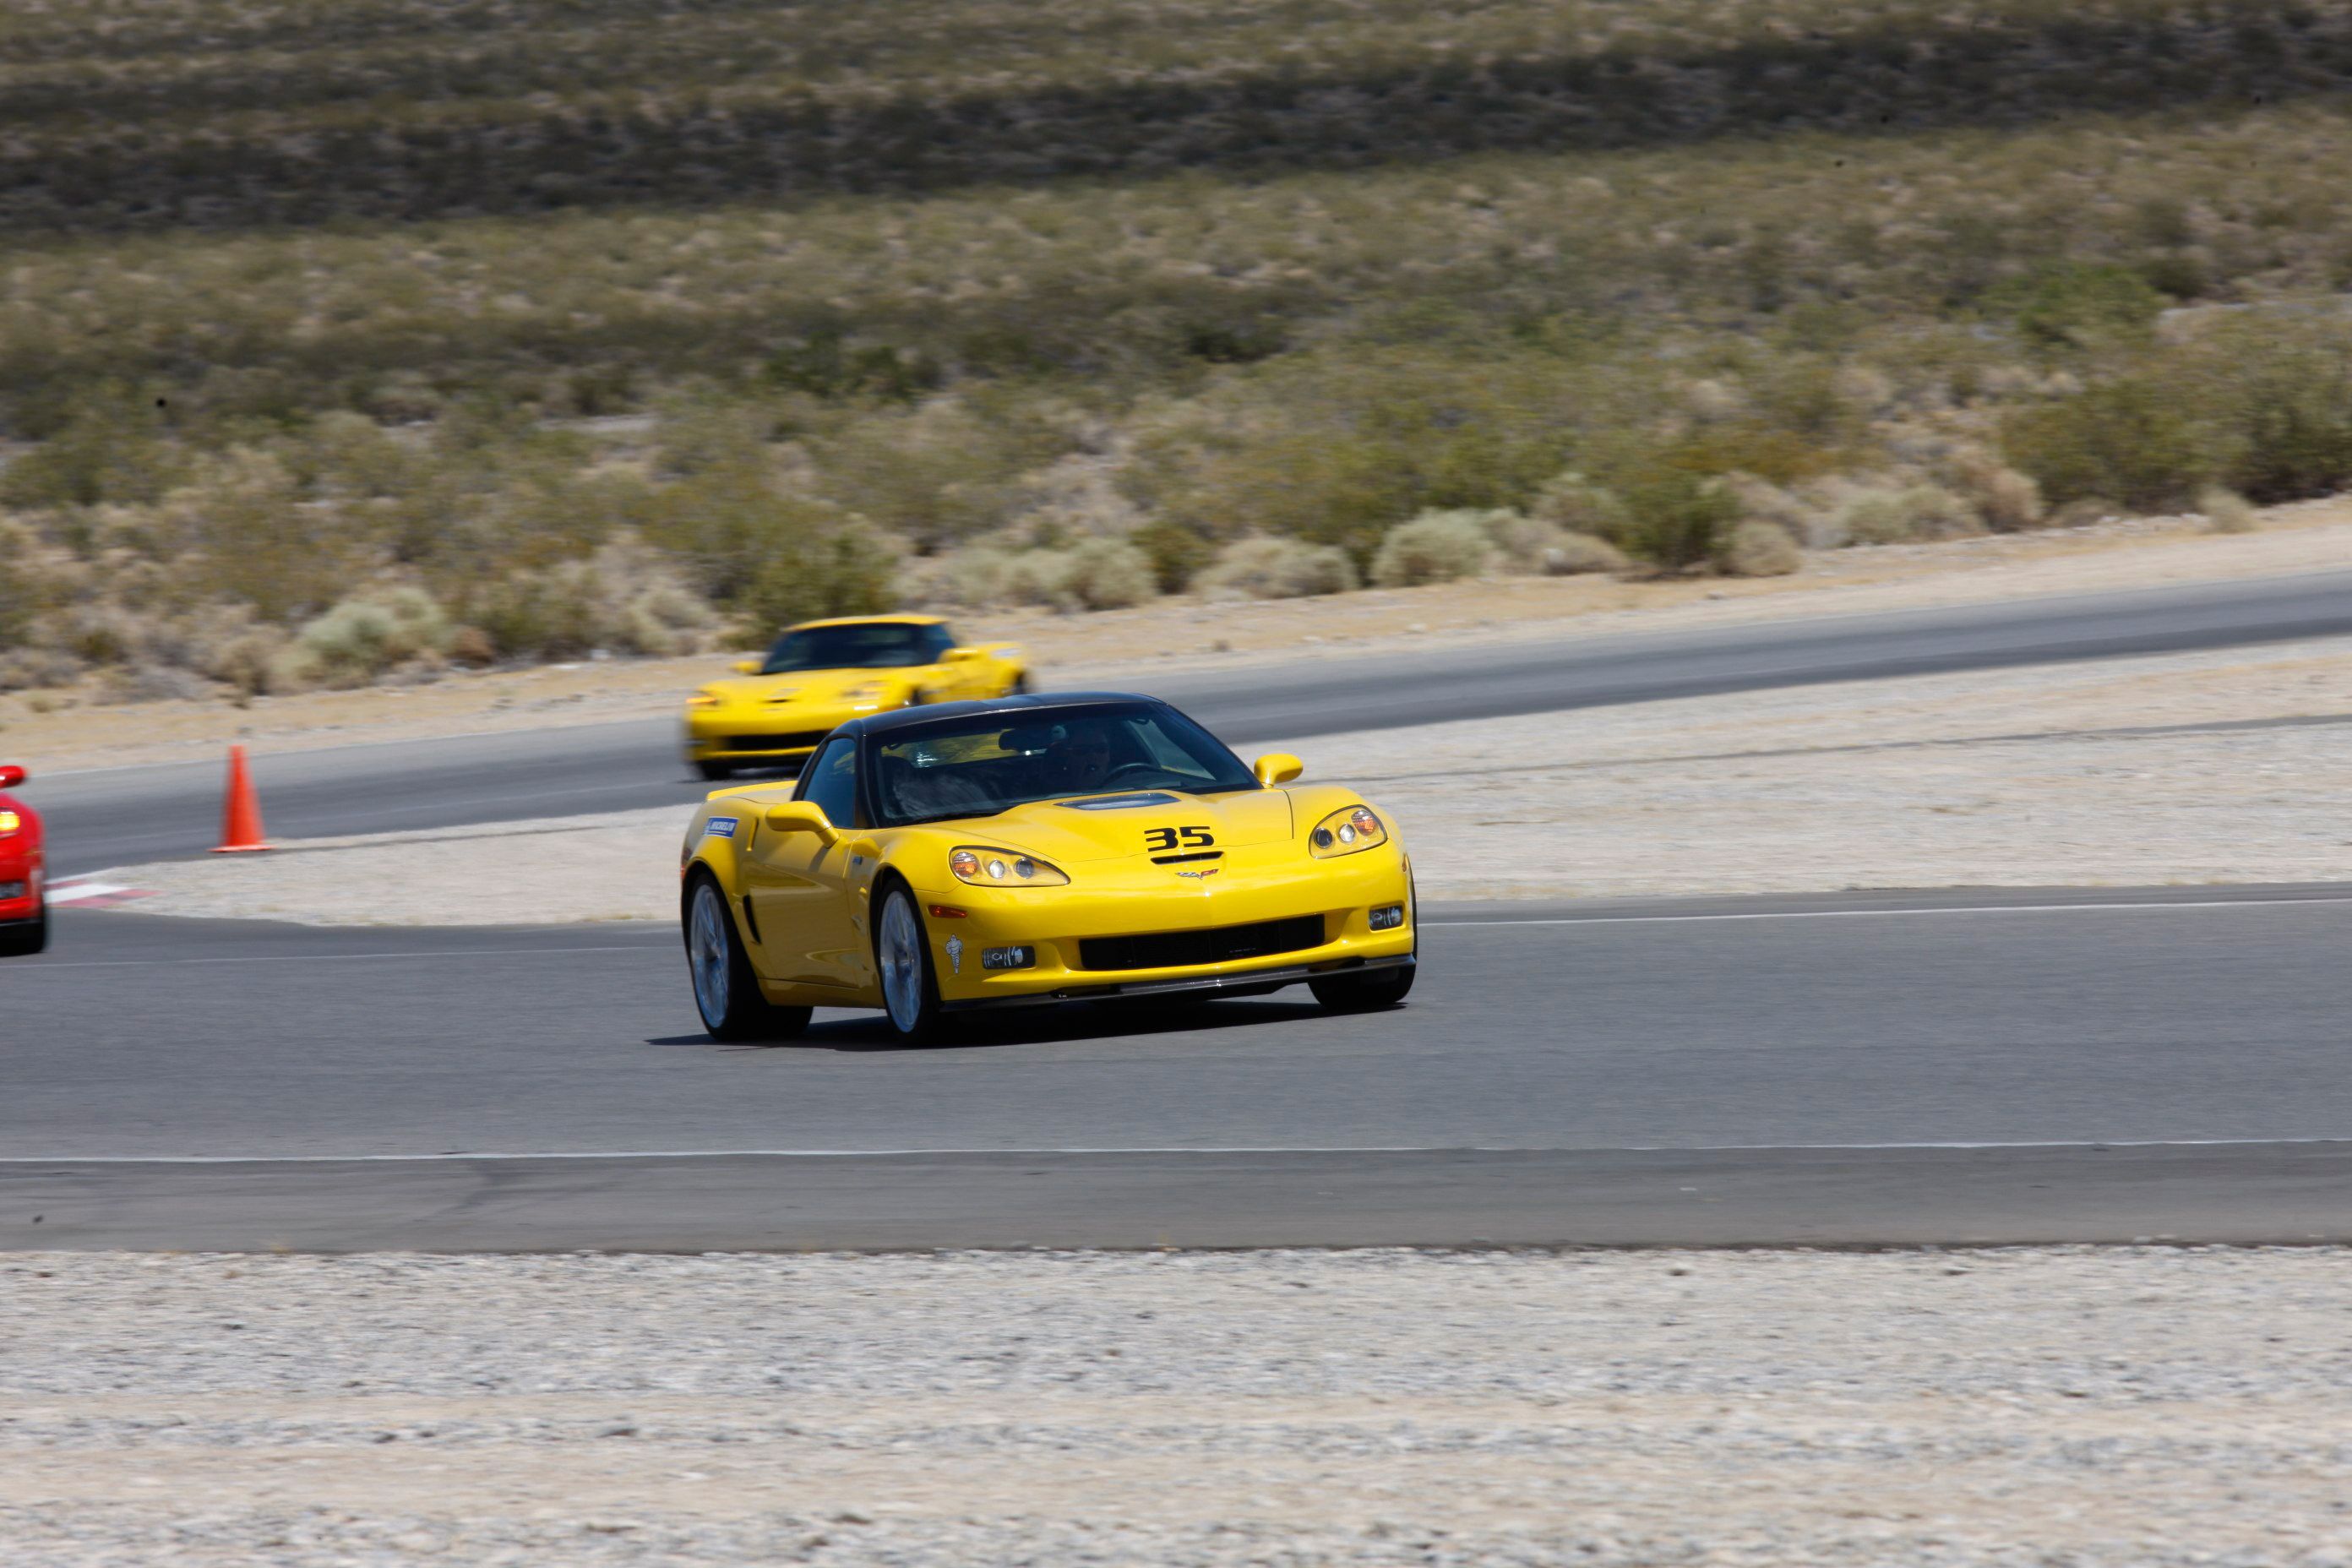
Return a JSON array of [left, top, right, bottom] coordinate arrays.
[[879, 890, 925, 1032], [689, 882, 731, 1026]]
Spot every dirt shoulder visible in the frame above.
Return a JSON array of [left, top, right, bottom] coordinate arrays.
[[9, 496, 2350, 777], [81, 632, 2352, 923], [5, 1246, 2350, 1567]]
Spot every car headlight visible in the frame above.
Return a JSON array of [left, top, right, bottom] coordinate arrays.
[[687, 689, 722, 710], [1309, 804, 1387, 857], [949, 847, 1070, 887]]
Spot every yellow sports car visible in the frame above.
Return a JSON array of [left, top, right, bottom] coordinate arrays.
[[678, 693, 1416, 1042], [683, 614, 1026, 781]]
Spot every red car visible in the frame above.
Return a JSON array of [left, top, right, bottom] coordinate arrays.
[[0, 764, 46, 956]]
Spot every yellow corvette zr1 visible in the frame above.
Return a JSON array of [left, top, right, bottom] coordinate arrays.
[[683, 614, 1026, 781], [678, 693, 1416, 1043]]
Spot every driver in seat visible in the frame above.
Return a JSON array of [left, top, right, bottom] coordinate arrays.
[[1039, 718, 1116, 793]]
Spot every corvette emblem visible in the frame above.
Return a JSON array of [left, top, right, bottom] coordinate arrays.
[[1174, 868, 1219, 879]]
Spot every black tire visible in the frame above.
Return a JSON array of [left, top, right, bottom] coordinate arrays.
[[1009, 672, 1031, 695], [1309, 962, 1415, 1013], [694, 759, 734, 782], [683, 874, 810, 1042], [873, 884, 950, 1044], [0, 906, 46, 958]]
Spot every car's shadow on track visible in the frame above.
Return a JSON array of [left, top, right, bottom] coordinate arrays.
[[646, 996, 1332, 1054]]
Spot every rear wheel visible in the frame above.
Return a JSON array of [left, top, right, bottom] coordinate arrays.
[[874, 886, 949, 1044], [1309, 962, 1414, 1013], [0, 903, 46, 958], [684, 875, 809, 1042], [694, 759, 733, 782]]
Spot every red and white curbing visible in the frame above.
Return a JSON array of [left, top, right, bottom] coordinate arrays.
[[46, 875, 162, 910]]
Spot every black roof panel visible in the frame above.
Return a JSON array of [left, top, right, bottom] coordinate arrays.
[[844, 691, 1165, 738]]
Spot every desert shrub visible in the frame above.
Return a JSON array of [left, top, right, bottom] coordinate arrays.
[[812, 400, 1069, 552], [2000, 379, 2208, 511], [736, 525, 903, 638], [162, 448, 356, 622], [1539, 531, 1632, 575], [1061, 539, 1157, 611], [1838, 482, 1979, 545], [1720, 520, 1803, 577], [2198, 486, 2260, 535], [1942, 445, 2045, 531], [1130, 518, 1215, 593], [1370, 511, 1498, 588], [286, 586, 452, 688], [1995, 264, 2167, 354], [0, 394, 185, 510], [580, 535, 722, 656], [1721, 472, 1832, 546], [1130, 349, 1587, 564], [1476, 511, 1562, 574], [1195, 536, 1358, 600], [2188, 326, 2352, 503], [1606, 471, 1739, 571], [456, 534, 727, 662], [100, 664, 214, 704], [1529, 472, 1636, 540], [0, 515, 85, 651], [179, 602, 290, 697]]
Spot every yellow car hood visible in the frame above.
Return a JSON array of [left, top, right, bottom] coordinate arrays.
[[704, 667, 913, 706], [948, 789, 1295, 863]]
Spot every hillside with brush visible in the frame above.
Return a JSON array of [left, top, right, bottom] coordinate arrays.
[[5, 0, 2352, 700]]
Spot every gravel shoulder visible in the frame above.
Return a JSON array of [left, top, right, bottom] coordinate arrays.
[[8, 497, 2351, 776], [86, 632, 2352, 922], [6, 1246, 2350, 1565]]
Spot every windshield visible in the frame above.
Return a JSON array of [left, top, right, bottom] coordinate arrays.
[[870, 703, 1259, 826], [760, 623, 946, 674]]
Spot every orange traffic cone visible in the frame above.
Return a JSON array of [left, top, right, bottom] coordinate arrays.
[[211, 743, 273, 853]]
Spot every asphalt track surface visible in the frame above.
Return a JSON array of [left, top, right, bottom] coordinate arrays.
[[10, 886, 2352, 1250], [27, 566, 2352, 876]]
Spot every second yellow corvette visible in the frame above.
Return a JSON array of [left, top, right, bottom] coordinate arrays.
[[679, 692, 1416, 1043], [683, 614, 1026, 780]]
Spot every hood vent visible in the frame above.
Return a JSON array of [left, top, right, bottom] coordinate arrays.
[[1150, 850, 1223, 865], [1060, 792, 1180, 811]]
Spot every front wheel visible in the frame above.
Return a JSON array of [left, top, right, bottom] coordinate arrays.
[[874, 886, 950, 1044], [0, 905, 46, 958], [694, 759, 733, 782], [1309, 962, 1414, 1013], [684, 876, 809, 1042]]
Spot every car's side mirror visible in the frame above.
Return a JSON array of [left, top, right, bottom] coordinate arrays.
[[0, 765, 23, 791], [732, 659, 762, 676], [1253, 753, 1304, 787], [762, 801, 839, 845], [940, 647, 978, 663]]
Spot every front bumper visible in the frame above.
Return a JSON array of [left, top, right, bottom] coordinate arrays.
[[917, 847, 1414, 1007], [682, 705, 863, 765], [943, 953, 1413, 1011]]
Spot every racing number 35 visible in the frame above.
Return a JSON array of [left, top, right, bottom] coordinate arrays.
[[1146, 826, 1215, 852]]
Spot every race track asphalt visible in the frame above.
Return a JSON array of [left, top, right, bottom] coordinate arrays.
[[10, 886, 2352, 1250], [27, 566, 2352, 876]]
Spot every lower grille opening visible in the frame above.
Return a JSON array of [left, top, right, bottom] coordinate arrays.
[[725, 731, 829, 752], [1078, 913, 1326, 972]]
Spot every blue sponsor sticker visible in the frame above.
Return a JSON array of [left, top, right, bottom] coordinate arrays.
[[705, 815, 739, 839]]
